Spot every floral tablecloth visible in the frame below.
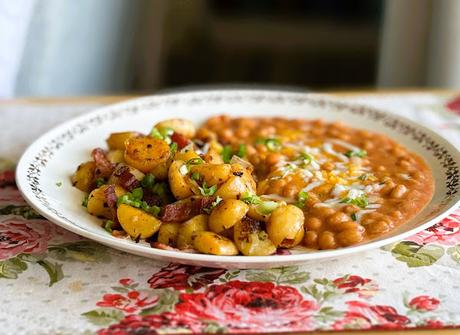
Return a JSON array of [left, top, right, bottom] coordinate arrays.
[[1, 93, 460, 335]]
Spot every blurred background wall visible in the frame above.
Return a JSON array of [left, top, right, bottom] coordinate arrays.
[[1, 0, 459, 97]]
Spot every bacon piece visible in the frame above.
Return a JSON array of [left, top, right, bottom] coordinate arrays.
[[0, 170, 16, 187], [113, 165, 140, 191], [92, 148, 115, 178], [103, 185, 121, 229], [275, 248, 291, 255], [142, 189, 163, 207], [159, 196, 215, 222], [171, 132, 190, 149]]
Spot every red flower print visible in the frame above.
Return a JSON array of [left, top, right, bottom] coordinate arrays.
[[407, 211, 460, 246], [148, 263, 226, 290], [408, 295, 440, 312], [333, 275, 378, 298], [0, 217, 53, 260], [0, 170, 15, 187], [332, 311, 372, 330], [174, 280, 318, 332], [96, 290, 159, 314], [446, 95, 460, 115], [119, 278, 134, 286], [370, 305, 410, 326], [97, 313, 204, 335], [97, 294, 136, 313], [0, 187, 26, 206], [344, 301, 410, 329], [424, 319, 444, 328]]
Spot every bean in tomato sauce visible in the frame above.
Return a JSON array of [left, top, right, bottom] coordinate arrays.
[[198, 116, 434, 250]]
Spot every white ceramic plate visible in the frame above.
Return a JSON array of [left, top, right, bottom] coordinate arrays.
[[16, 90, 460, 269]]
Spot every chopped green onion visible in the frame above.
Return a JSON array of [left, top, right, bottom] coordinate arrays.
[[141, 174, 155, 189], [159, 127, 174, 138], [131, 200, 141, 208], [55, 181, 62, 187], [204, 196, 223, 214], [116, 187, 143, 207], [295, 191, 309, 208], [344, 149, 367, 158], [151, 126, 174, 141], [150, 127, 163, 140], [199, 182, 217, 196], [95, 178, 106, 188], [298, 152, 313, 163], [191, 172, 201, 181], [236, 144, 247, 158], [81, 195, 89, 207], [340, 195, 369, 208], [117, 194, 130, 206], [152, 183, 167, 197], [131, 187, 144, 201], [256, 201, 279, 215], [103, 220, 114, 233], [141, 201, 161, 216], [256, 138, 282, 151], [240, 192, 262, 205], [240, 192, 279, 215], [221, 145, 233, 163], [169, 142, 178, 156], [116, 191, 161, 217], [186, 157, 204, 167], [351, 213, 357, 221]]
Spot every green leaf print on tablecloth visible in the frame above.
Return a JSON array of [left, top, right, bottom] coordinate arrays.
[[0, 205, 43, 219], [139, 289, 180, 315], [82, 309, 124, 326], [0, 253, 63, 286], [245, 266, 310, 285], [48, 241, 111, 263], [390, 241, 444, 267], [0, 173, 112, 286], [6, 241, 111, 286], [0, 256, 28, 279], [447, 244, 460, 263]]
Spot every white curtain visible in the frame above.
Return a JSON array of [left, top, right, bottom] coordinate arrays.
[[378, 0, 460, 88], [0, 0, 36, 97], [0, 0, 165, 97]]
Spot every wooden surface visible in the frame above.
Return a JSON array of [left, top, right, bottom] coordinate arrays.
[[0, 88, 458, 106], [1, 89, 458, 335]]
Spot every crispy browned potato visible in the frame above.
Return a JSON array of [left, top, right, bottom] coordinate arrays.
[[215, 175, 255, 200], [124, 136, 171, 173], [117, 204, 162, 238], [87, 185, 126, 218], [234, 219, 276, 256], [72, 161, 96, 192], [107, 150, 125, 164], [157, 222, 180, 247], [168, 160, 193, 199], [174, 149, 200, 162], [267, 205, 304, 247], [154, 119, 196, 138], [106, 132, 139, 150], [176, 214, 208, 249], [192, 231, 239, 255], [190, 163, 231, 186], [209, 199, 248, 233]]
